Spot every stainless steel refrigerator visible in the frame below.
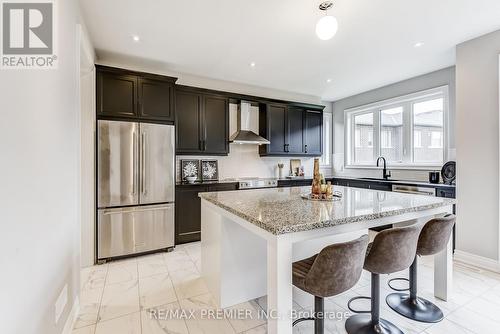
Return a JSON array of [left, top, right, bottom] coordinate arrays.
[[97, 120, 175, 261]]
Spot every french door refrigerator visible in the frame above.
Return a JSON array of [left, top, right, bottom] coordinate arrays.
[[97, 120, 175, 261]]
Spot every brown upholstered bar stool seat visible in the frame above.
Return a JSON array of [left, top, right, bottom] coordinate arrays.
[[292, 235, 369, 334], [345, 224, 422, 334], [386, 215, 456, 323]]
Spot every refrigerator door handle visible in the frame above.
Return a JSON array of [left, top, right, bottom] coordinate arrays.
[[101, 205, 173, 215], [132, 131, 138, 195], [141, 131, 146, 195]]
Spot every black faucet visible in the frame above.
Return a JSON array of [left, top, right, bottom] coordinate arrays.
[[376, 157, 391, 180]]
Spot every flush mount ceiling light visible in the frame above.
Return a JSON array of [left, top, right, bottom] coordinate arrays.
[[414, 42, 424, 48], [132, 35, 140, 42], [250, 62, 256, 67], [316, 1, 338, 41]]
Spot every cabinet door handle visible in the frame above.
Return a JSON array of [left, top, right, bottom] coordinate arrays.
[[203, 140, 207, 151], [284, 144, 289, 153], [304, 144, 308, 153]]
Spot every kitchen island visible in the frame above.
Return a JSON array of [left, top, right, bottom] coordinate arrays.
[[199, 186, 455, 334]]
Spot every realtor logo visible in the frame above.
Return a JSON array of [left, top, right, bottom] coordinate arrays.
[[1, 0, 57, 69]]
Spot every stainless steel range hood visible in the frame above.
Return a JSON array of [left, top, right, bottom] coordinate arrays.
[[229, 101, 270, 145]]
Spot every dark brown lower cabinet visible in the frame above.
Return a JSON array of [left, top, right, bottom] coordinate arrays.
[[175, 183, 238, 244]]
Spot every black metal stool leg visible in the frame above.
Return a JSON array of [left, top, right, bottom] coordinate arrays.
[[292, 296, 324, 334], [345, 273, 404, 334], [386, 256, 444, 323], [314, 296, 324, 334]]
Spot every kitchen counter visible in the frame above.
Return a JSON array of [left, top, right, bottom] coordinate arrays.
[[200, 185, 455, 333], [199, 185, 455, 235]]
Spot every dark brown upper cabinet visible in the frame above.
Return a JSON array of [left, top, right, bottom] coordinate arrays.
[[96, 65, 176, 123], [97, 71, 138, 119], [175, 88, 229, 156], [260, 104, 323, 157], [287, 107, 305, 154], [175, 90, 203, 153], [138, 77, 175, 122], [261, 103, 287, 154], [304, 110, 323, 155]]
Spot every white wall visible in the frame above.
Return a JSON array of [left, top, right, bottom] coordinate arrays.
[[0, 0, 81, 333], [456, 29, 500, 263], [331, 67, 456, 182]]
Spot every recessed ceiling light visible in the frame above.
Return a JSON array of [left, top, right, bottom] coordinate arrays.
[[132, 35, 140, 42], [326, 79, 332, 83], [250, 62, 256, 67], [414, 42, 424, 48]]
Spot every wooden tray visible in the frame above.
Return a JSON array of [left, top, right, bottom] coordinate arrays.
[[300, 192, 342, 202]]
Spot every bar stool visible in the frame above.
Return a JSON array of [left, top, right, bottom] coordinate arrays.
[[292, 235, 369, 334], [345, 224, 421, 334], [386, 215, 456, 323]]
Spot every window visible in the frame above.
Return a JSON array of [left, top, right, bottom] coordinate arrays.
[[381, 131, 392, 148], [353, 112, 374, 164], [414, 131, 422, 148], [320, 112, 332, 167], [345, 86, 447, 167], [380, 106, 403, 162], [413, 98, 444, 163]]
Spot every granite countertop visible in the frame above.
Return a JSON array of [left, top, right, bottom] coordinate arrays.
[[199, 186, 456, 235]]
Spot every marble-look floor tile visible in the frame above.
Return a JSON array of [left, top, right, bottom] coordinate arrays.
[[462, 296, 500, 324], [242, 324, 267, 334], [106, 261, 138, 285], [254, 295, 302, 314], [81, 265, 107, 291], [425, 318, 476, 334], [164, 249, 196, 273], [447, 306, 500, 334], [141, 301, 189, 334], [225, 300, 266, 333], [170, 266, 209, 300], [139, 273, 177, 309], [74, 287, 103, 328], [327, 289, 362, 311], [98, 280, 140, 321], [481, 283, 500, 307], [179, 293, 236, 334], [95, 312, 141, 334], [184, 241, 201, 257], [72, 325, 95, 334], [138, 254, 168, 278]]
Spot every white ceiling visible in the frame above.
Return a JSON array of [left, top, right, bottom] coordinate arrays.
[[80, 0, 500, 101]]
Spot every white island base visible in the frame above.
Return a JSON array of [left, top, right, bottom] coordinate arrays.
[[201, 198, 453, 334]]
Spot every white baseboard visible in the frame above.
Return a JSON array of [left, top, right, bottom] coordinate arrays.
[[62, 297, 79, 334], [454, 250, 500, 273]]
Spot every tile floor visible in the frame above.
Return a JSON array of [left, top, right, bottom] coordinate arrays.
[[73, 242, 500, 334]]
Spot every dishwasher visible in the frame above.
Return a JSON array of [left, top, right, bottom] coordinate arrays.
[[391, 184, 436, 196]]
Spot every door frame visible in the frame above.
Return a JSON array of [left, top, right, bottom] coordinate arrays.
[[78, 24, 96, 267]]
